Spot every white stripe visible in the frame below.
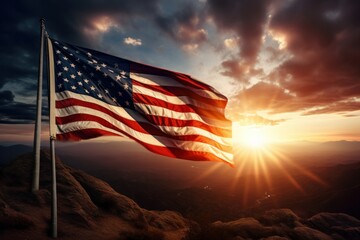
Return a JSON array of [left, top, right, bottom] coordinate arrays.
[[56, 91, 231, 130], [131, 73, 227, 101], [132, 84, 224, 114], [57, 120, 233, 161], [134, 103, 230, 128], [56, 104, 232, 147]]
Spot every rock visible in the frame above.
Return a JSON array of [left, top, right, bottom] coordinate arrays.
[[71, 169, 147, 228], [212, 217, 274, 239], [294, 226, 332, 240], [260, 209, 300, 228]]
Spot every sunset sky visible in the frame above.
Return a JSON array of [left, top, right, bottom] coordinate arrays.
[[1, 0, 359, 147]]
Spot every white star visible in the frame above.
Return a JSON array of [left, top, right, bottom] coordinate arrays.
[[56, 50, 60, 54], [96, 66, 101, 71], [120, 70, 126, 76], [70, 74, 76, 79], [63, 78, 69, 82], [63, 56, 68, 61], [105, 89, 109, 94], [57, 60, 61, 65], [111, 97, 117, 102], [90, 86, 96, 91], [63, 66, 68, 71], [109, 69, 114, 73], [77, 81, 83, 86], [63, 46, 68, 50], [115, 75, 121, 80], [76, 58, 80, 62], [84, 89, 89, 94], [92, 59, 98, 64], [103, 72, 108, 77], [69, 53, 73, 56], [58, 83, 62, 88], [84, 79, 89, 83], [77, 71, 82, 76], [76, 51, 79, 54], [97, 94, 103, 99], [87, 52, 92, 57], [88, 60, 93, 64], [71, 85, 76, 90], [54, 41, 59, 45], [101, 63, 106, 67], [123, 83, 129, 90], [57, 72, 62, 76], [70, 63, 75, 68]]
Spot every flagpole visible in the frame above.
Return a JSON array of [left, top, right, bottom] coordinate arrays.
[[32, 18, 45, 192], [46, 31, 58, 238], [50, 135, 57, 238]]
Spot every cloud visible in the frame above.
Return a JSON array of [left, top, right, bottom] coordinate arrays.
[[208, 0, 271, 63], [0, 91, 15, 104], [123, 37, 142, 46], [224, 37, 239, 49], [303, 100, 360, 116], [155, 3, 207, 50], [263, 0, 360, 114]]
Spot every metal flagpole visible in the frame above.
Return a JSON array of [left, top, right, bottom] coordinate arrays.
[[46, 32, 58, 238], [32, 18, 46, 192], [50, 136, 57, 238]]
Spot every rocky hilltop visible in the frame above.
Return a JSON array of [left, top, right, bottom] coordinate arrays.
[[1, 150, 359, 240], [0, 150, 196, 240]]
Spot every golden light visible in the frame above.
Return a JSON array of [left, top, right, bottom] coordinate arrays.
[[245, 127, 266, 148], [233, 124, 267, 149]]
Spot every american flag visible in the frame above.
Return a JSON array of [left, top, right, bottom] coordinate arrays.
[[47, 38, 233, 165]]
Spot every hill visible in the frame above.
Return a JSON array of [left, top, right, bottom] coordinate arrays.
[[0, 150, 196, 240], [0, 149, 359, 239]]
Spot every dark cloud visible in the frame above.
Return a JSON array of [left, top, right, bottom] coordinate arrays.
[[155, 3, 207, 49], [266, 0, 360, 114], [208, 0, 271, 63], [220, 0, 360, 115], [0, 91, 15, 104], [0, 0, 160, 123], [0, 102, 36, 124]]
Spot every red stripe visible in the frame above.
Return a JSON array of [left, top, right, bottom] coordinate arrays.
[[56, 98, 232, 137], [57, 128, 232, 165], [132, 79, 227, 108], [130, 61, 224, 96], [56, 113, 232, 152], [133, 92, 228, 121]]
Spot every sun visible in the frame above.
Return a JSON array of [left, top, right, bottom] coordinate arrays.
[[246, 128, 266, 148], [233, 124, 267, 149]]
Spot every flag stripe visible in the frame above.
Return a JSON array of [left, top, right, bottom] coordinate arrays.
[[130, 65, 223, 95], [55, 95, 232, 146], [56, 113, 232, 152], [133, 92, 227, 121], [132, 78, 227, 108], [57, 129, 230, 164], [57, 120, 233, 161], [56, 91, 232, 135], [132, 84, 224, 114]]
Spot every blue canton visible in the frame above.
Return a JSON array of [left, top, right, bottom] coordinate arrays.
[[51, 39, 134, 109]]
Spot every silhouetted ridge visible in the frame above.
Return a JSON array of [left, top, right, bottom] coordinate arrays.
[[0, 150, 194, 240]]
